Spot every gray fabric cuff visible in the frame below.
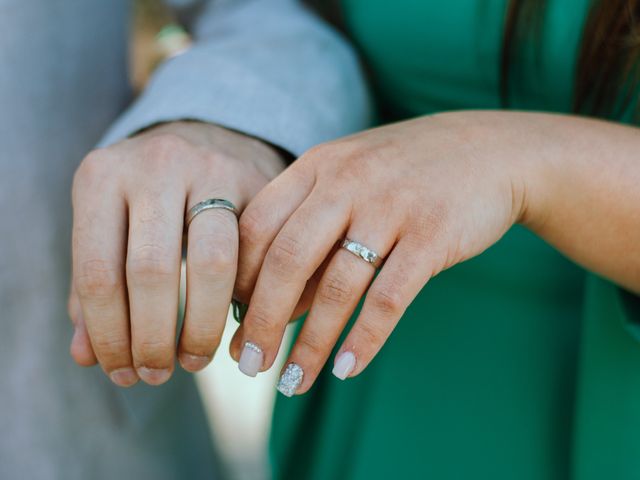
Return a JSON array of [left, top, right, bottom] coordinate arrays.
[[98, 48, 363, 155]]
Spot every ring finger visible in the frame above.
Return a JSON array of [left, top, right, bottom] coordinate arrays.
[[179, 195, 239, 372], [276, 219, 398, 397]]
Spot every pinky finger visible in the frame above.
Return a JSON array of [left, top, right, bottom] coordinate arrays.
[[331, 238, 432, 380], [68, 284, 98, 367]]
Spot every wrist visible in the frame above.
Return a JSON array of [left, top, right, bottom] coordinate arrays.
[[500, 112, 566, 233], [429, 110, 546, 229], [444, 110, 560, 230]]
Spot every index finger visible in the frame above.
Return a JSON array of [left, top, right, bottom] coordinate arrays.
[[235, 160, 315, 302]]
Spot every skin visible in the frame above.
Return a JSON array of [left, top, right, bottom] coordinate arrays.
[[69, 121, 286, 387], [231, 110, 640, 395]]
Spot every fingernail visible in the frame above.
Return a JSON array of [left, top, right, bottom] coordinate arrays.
[[332, 351, 356, 380], [277, 363, 304, 397], [110, 367, 139, 387], [238, 342, 263, 377], [137, 367, 171, 385], [179, 353, 211, 372]]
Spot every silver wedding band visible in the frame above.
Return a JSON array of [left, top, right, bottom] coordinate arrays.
[[341, 238, 384, 269], [185, 198, 239, 227]]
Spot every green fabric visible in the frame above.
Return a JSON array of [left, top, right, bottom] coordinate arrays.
[[271, 1, 640, 478], [573, 277, 640, 480]]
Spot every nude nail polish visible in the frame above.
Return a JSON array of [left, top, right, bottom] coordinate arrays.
[[332, 351, 356, 380], [239, 342, 263, 377], [277, 363, 304, 397]]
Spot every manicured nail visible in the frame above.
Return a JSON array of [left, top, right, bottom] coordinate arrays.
[[137, 367, 171, 385], [109, 367, 139, 387], [332, 351, 356, 380], [238, 342, 263, 377], [277, 363, 304, 397], [179, 353, 211, 372]]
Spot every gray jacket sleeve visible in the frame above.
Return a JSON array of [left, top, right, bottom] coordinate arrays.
[[99, 0, 372, 155]]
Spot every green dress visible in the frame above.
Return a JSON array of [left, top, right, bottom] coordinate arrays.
[[271, 1, 640, 478]]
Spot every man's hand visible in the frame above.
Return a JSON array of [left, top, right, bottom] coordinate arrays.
[[68, 121, 286, 387]]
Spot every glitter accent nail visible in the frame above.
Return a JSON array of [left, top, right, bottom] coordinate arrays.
[[276, 363, 304, 397]]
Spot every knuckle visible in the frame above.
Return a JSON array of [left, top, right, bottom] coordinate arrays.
[[142, 132, 190, 161], [301, 143, 328, 162], [73, 149, 111, 192], [317, 269, 354, 306], [135, 199, 172, 227], [345, 147, 372, 165], [75, 259, 121, 299], [134, 338, 174, 365], [296, 331, 330, 358], [238, 207, 268, 245], [182, 329, 221, 355], [369, 287, 404, 317], [302, 140, 342, 162], [189, 233, 236, 277], [92, 335, 130, 362], [266, 234, 304, 278], [331, 148, 376, 185], [283, 156, 316, 189], [246, 306, 277, 333], [357, 320, 387, 347], [127, 244, 179, 282], [80, 149, 110, 174], [299, 143, 343, 179]]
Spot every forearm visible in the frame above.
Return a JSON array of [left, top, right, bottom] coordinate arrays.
[[493, 111, 640, 294]]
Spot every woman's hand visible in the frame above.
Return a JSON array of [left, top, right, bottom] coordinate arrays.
[[231, 112, 539, 394], [69, 121, 286, 387]]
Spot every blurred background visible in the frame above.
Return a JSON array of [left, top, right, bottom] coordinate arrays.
[[132, 2, 292, 479]]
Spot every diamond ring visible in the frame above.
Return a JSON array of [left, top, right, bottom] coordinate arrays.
[[341, 238, 384, 269]]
